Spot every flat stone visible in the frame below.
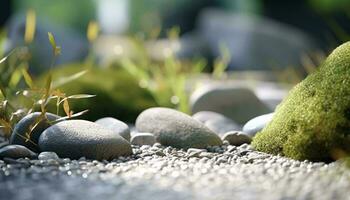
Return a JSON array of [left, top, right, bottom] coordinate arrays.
[[10, 112, 61, 152], [187, 148, 207, 158], [0, 145, 37, 159], [190, 85, 271, 124], [187, 148, 207, 154], [130, 133, 156, 146], [222, 131, 252, 146], [95, 117, 130, 141], [136, 107, 222, 149], [38, 120, 132, 160], [243, 113, 274, 137]]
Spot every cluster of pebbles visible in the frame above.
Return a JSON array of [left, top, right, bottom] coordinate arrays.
[[0, 107, 349, 199], [1, 143, 350, 200]]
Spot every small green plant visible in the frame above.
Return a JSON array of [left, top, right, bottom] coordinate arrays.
[[85, 20, 100, 67], [119, 27, 207, 113], [0, 11, 94, 141], [118, 27, 234, 113], [212, 43, 230, 79]]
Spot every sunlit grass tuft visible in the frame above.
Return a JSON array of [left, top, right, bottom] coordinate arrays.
[[0, 28, 94, 141]]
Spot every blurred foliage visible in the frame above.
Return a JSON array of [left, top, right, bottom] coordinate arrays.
[[118, 28, 209, 113], [14, 0, 95, 33], [87, 21, 99, 43], [24, 9, 36, 44], [212, 43, 231, 79], [325, 18, 350, 43], [38, 64, 157, 122], [129, 0, 262, 35], [308, 0, 350, 13], [129, 0, 207, 34]]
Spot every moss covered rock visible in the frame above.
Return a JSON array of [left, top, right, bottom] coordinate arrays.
[[39, 64, 157, 123], [252, 42, 350, 161]]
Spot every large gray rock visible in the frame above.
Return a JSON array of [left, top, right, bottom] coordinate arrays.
[[10, 112, 61, 152], [192, 111, 240, 135], [198, 9, 316, 70], [190, 85, 271, 124], [242, 113, 274, 137], [95, 117, 130, 141], [136, 107, 222, 149], [0, 145, 37, 159], [38, 120, 132, 160]]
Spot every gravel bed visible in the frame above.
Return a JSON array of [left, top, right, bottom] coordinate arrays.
[[0, 143, 349, 200]]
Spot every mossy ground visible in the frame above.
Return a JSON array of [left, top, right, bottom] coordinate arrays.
[[252, 42, 350, 161], [39, 64, 157, 122]]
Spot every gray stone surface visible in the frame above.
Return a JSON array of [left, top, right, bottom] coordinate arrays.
[[10, 112, 61, 152], [131, 133, 156, 146], [0, 141, 9, 149], [243, 113, 274, 137], [222, 131, 252, 146], [193, 111, 240, 135], [38, 120, 132, 160], [38, 152, 59, 160], [0, 145, 37, 159], [198, 9, 316, 70], [190, 85, 271, 124], [0, 144, 349, 200], [136, 107, 222, 149], [95, 117, 131, 141]]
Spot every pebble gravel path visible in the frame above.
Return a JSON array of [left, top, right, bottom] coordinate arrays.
[[0, 142, 349, 200]]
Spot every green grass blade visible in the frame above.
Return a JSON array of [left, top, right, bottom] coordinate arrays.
[[52, 70, 88, 88], [21, 67, 34, 89], [8, 68, 23, 88]]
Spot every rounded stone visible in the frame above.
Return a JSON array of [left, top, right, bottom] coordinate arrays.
[[222, 131, 252, 146], [95, 117, 130, 141], [242, 113, 274, 137], [193, 111, 240, 135], [190, 85, 271, 124], [135, 107, 222, 149], [10, 112, 61, 152], [0, 145, 37, 159], [38, 120, 133, 160], [38, 151, 59, 160], [130, 133, 156, 146]]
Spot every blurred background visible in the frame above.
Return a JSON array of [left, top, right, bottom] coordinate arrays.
[[0, 0, 350, 124], [2, 0, 350, 69]]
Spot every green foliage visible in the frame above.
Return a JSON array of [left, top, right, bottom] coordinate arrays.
[[119, 29, 207, 114], [0, 29, 93, 140], [309, 0, 350, 13], [14, 0, 95, 33], [48, 32, 61, 57], [24, 9, 36, 44], [212, 43, 230, 79], [252, 42, 350, 162], [39, 64, 157, 122]]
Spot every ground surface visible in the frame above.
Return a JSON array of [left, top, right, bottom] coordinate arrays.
[[0, 143, 349, 200]]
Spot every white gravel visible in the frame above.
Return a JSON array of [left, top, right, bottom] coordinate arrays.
[[0, 142, 349, 200]]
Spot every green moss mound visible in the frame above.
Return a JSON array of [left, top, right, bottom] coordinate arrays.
[[252, 42, 350, 161], [39, 64, 157, 123]]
